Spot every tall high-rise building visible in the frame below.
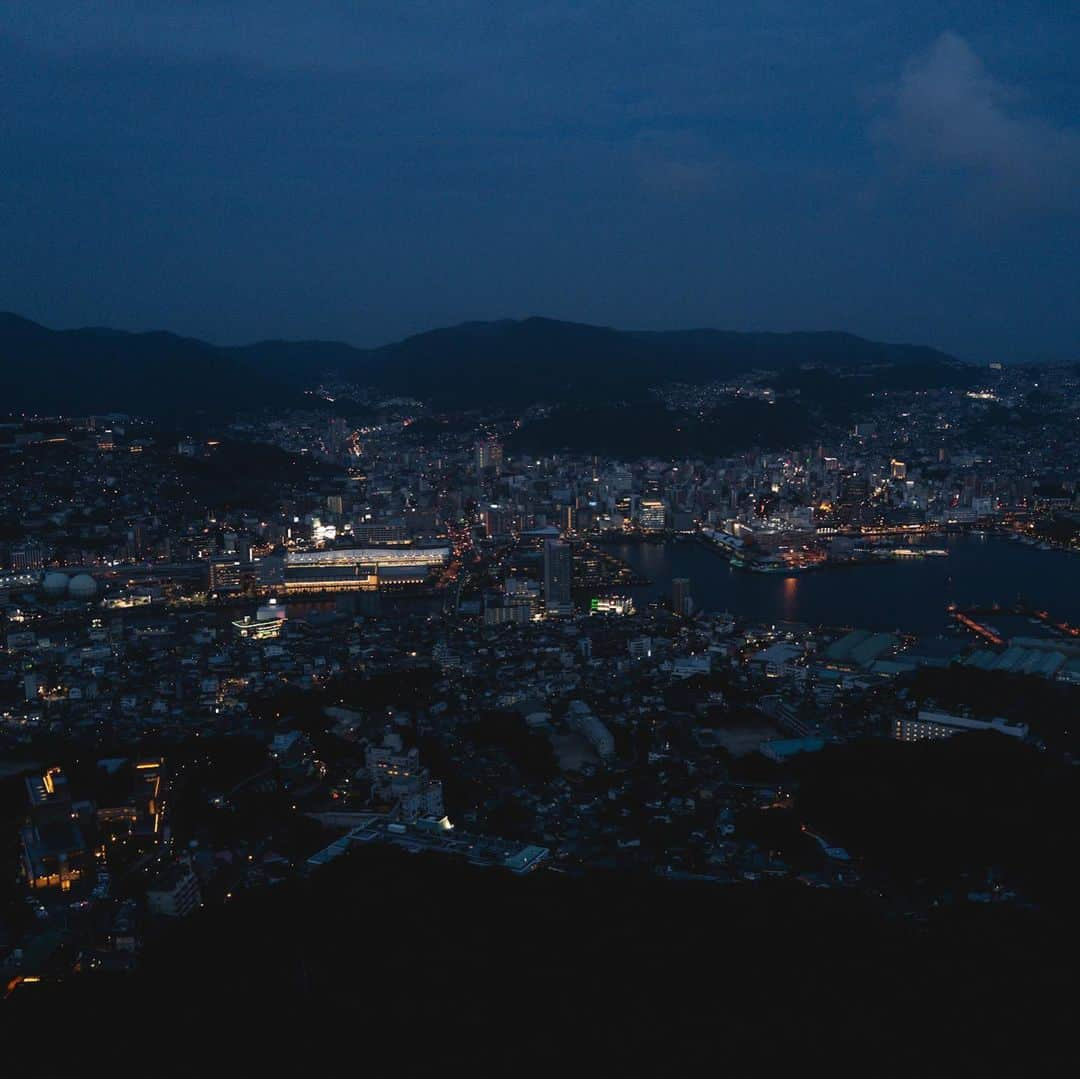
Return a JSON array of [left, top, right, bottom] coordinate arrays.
[[475, 439, 504, 474], [891, 459, 907, 481], [543, 539, 572, 615], [837, 474, 870, 525], [326, 417, 350, 457], [130, 518, 148, 559], [482, 505, 505, 538], [672, 578, 693, 617], [639, 499, 666, 531]]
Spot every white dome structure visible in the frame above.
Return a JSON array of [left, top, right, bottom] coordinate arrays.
[[68, 573, 98, 600], [42, 571, 69, 596]]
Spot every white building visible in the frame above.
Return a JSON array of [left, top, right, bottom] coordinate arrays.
[[366, 734, 444, 820], [566, 701, 615, 761], [893, 710, 1028, 743], [147, 863, 202, 918]]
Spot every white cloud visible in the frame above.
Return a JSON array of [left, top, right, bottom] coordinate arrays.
[[874, 32, 1080, 212]]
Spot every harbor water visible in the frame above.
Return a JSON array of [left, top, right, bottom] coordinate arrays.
[[601, 535, 1080, 634]]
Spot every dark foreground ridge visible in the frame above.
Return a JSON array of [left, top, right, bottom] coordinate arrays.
[[4, 844, 1071, 1073]]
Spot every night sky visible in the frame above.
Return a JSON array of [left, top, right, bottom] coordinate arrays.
[[2, 3, 1077, 361]]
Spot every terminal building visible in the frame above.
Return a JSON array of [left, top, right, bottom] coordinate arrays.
[[283, 545, 450, 594]]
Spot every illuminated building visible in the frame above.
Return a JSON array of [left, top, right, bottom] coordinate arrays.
[[639, 499, 666, 531], [232, 600, 286, 639], [483, 603, 532, 625], [475, 438, 503, 473], [893, 710, 1028, 743], [20, 767, 90, 892], [543, 539, 572, 615], [366, 735, 445, 819], [485, 577, 540, 623], [836, 475, 870, 525], [351, 521, 408, 544], [482, 504, 507, 537], [589, 596, 634, 616], [891, 459, 907, 481], [310, 519, 337, 543], [10, 541, 47, 571], [97, 758, 166, 845], [0, 570, 39, 596], [283, 545, 450, 593], [102, 592, 153, 609], [208, 555, 243, 593], [504, 575, 541, 616]]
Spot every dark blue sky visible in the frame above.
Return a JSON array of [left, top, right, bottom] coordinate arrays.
[[2, 3, 1077, 361]]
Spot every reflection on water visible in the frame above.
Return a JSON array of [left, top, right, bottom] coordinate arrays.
[[782, 574, 798, 621], [602, 537, 1080, 634]]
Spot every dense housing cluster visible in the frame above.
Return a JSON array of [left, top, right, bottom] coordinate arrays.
[[1, 356, 1078, 1006]]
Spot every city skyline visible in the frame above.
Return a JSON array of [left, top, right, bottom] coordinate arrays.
[[1, 4, 1076, 1068]]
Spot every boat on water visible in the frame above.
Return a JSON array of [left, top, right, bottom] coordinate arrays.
[[748, 560, 821, 574]]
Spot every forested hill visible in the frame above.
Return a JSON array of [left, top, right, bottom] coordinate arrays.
[[0, 311, 969, 418]]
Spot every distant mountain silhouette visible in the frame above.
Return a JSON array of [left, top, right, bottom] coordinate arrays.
[[358, 317, 968, 405], [0, 313, 295, 422], [0, 312, 969, 418]]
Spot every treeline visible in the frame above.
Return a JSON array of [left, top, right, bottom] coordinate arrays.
[[794, 733, 1078, 906]]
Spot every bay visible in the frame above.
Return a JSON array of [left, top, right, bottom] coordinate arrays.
[[600, 536, 1080, 634]]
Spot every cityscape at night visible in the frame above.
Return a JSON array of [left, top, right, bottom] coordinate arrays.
[[1, 4, 1078, 1073]]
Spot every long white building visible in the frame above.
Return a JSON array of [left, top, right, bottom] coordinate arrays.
[[893, 710, 1028, 743], [283, 545, 450, 593]]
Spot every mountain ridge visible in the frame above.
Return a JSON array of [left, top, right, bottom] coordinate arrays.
[[0, 311, 970, 419]]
